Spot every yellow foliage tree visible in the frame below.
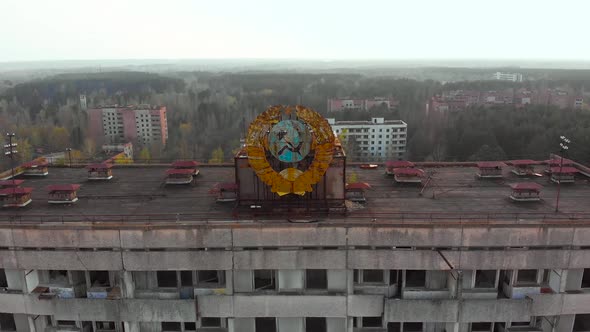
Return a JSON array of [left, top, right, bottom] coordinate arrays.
[[83, 138, 96, 158], [51, 127, 70, 150], [347, 171, 358, 184], [113, 153, 132, 164], [208, 147, 224, 163], [139, 147, 151, 162], [16, 138, 32, 163]]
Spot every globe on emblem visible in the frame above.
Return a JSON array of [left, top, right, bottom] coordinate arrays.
[[268, 120, 312, 163]]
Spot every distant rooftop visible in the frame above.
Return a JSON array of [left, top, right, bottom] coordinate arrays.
[[0, 162, 588, 224], [90, 104, 165, 111], [328, 118, 407, 126]]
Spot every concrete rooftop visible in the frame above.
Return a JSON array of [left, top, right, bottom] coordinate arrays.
[[0, 164, 589, 223]]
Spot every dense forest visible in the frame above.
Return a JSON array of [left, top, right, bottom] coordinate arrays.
[[410, 107, 590, 163], [0, 70, 589, 168]]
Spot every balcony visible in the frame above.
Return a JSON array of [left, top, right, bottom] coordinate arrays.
[[31, 283, 86, 299], [384, 298, 530, 322], [86, 286, 121, 299]]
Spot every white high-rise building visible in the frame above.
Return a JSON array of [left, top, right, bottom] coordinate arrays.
[[493, 72, 523, 82], [79, 95, 87, 110], [328, 117, 407, 161]]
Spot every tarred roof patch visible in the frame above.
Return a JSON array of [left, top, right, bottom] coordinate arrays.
[[172, 160, 200, 168], [477, 161, 506, 168], [47, 184, 81, 192], [0, 187, 33, 195], [544, 158, 574, 166], [166, 168, 195, 175], [393, 168, 425, 176], [510, 182, 543, 191], [386, 160, 415, 168], [508, 160, 538, 166], [550, 167, 578, 174], [86, 163, 113, 170], [0, 180, 24, 187], [346, 182, 372, 190]]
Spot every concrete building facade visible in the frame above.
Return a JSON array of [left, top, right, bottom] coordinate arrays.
[[327, 98, 399, 112], [2, 221, 590, 332], [87, 106, 168, 146], [328, 117, 407, 161], [493, 72, 523, 82]]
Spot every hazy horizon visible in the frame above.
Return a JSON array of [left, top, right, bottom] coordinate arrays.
[[2, 0, 590, 63]]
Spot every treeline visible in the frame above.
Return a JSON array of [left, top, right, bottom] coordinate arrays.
[[409, 106, 590, 163], [1, 70, 589, 168]]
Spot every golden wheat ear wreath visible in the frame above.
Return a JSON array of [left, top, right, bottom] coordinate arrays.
[[246, 105, 335, 196]]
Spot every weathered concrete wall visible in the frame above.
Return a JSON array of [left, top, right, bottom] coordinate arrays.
[[14, 251, 123, 270], [120, 229, 232, 249], [447, 250, 572, 269], [232, 227, 347, 247], [232, 295, 347, 317], [347, 295, 383, 316], [122, 251, 232, 271], [2, 224, 590, 250], [2, 222, 590, 328], [10, 229, 121, 248], [233, 250, 345, 270], [1, 293, 589, 323], [348, 250, 451, 270], [384, 299, 531, 322]]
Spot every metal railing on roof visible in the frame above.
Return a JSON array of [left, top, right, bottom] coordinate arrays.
[[1, 211, 590, 226]]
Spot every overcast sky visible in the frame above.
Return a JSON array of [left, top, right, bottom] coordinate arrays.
[[1, 0, 589, 62]]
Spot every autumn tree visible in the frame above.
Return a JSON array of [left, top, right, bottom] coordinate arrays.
[[16, 138, 32, 163], [208, 147, 224, 163], [83, 138, 97, 158], [139, 147, 151, 162]]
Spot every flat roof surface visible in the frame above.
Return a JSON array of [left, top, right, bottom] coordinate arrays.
[[0, 164, 589, 223], [358, 165, 590, 221], [0, 166, 234, 222]]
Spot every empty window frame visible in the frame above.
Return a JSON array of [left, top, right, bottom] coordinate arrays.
[[574, 314, 590, 332], [254, 270, 276, 290], [516, 269, 538, 285], [389, 270, 400, 284], [471, 322, 493, 332], [475, 270, 497, 288], [353, 269, 385, 284], [582, 269, 590, 288], [197, 270, 222, 286], [405, 270, 426, 288], [363, 270, 384, 283], [89, 271, 110, 287], [201, 317, 222, 327], [184, 322, 197, 331], [306, 269, 327, 289], [255, 317, 277, 332], [306, 317, 326, 332], [0, 313, 16, 331], [0, 269, 7, 288], [48, 270, 69, 284], [57, 320, 77, 327], [96, 321, 116, 330], [388, 322, 401, 332], [161, 322, 181, 331], [362, 317, 383, 328], [157, 271, 178, 288], [180, 271, 193, 287], [404, 322, 424, 332]]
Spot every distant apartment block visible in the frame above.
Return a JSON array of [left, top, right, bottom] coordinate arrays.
[[87, 105, 168, 146], [429, 88, 585, 112], [493, 72, 523, 82], [328, 117, 407, 160], [327, 97, 399, 112]]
